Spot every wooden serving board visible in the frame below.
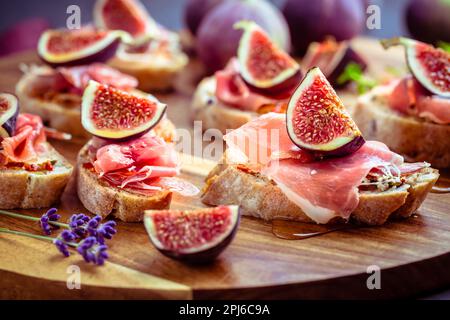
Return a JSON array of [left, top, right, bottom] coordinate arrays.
[[0, 39, 449, 300]]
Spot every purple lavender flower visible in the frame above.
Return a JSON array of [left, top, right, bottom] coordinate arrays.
[[68, 213, 90, 237], [53, 238, 70, 257], [60, 229, 77, 242], [88, 215, 102, 230], [39, 208, 61, 235], [98, 221, 117, 241], [77, 236, 109, 265], [91, 220, 117, 244]]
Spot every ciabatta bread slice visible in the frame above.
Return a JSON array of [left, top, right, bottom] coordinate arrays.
[[76, 144, 172, 223], [192, 77, 257, 133], [202, 152, 439, 226], [16, 71, 89, 138], [352, 88, 450, 169], [0, 143, 73, 209]]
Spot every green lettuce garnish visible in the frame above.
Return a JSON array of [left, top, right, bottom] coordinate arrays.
[[337, 63, 377, 94], [437, 41, 450, 53]]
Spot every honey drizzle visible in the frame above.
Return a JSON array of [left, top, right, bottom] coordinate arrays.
[[272, 219, 355, 240], [431, 177, 450, 194]]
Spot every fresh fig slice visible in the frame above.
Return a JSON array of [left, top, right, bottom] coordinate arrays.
[[0, 93, 19, 139], [381, 37, 449, 98], [302, 38, 367, 87], [81, 80, 167, 140], [94, 0, 158, 40], [286, 67, 365, 156], [38, 28, 127, 67], [235, 21, 301, 97], [144, 205, 240, 264]]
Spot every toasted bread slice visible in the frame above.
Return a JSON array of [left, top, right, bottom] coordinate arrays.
[[108, 51, 188, 92], [352, 89, 450, 169], [0, 143, 73, 209], [192, 77, 257, 133], [16, 70, 178, 139], [16, 71, 89, 138], [202, 152, 439, 226], [76, 144, 172, 223]]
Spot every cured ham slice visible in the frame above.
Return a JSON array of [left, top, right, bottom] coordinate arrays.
[[416, 95, 450, 124], [389, 76, 450, 124], [28, 63, 138, 97], [263, 142, 404, 223], [92, 132, 198, 196], [224, 113, 301, 165], [215, 58, 279, 112], [93, 134, 179, 175], [1, 113, 46, 163], [224, 113, 405, 224], [58, 63, 138, 93]]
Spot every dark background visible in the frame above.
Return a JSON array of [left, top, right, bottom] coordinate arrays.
[[0, 0, 410, 37]]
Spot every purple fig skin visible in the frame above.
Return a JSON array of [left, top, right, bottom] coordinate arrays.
[[2, 107, 19, 138], [282, 0, 365, 56], [184, 0, 225, 36], [247, 69, 303, 99], [0, 93, 19, 138], [406, 0, 450, 45], [196, 0, 291, 73], [311, 135, 366, 159], [39, 38, 121, 68], [328, 47, 368, 88], [152, 208, 241, 265]]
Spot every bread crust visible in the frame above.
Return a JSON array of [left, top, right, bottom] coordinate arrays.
[[0, 143, 73, 209], [353, 90, 450, 169], [108, 51, 188, 92], [192, 77, 256, 133], [202, 154, 439, 226], [76, 144, 172, 222]]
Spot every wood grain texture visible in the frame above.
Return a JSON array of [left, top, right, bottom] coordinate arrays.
[[0, 39, 449, 299]]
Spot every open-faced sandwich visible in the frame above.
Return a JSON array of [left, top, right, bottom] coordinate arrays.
[[0, 93, 73, 209], [353, 38, 449, 168], [76, 81, 199, 222], [192, 21, 302, 133], [94, 0, 188, 92], [202, 67, 439, 226], [17, 26, 137, 138]]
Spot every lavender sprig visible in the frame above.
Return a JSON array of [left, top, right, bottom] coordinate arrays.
[[68, 213, 90, 237], [53, 238, 70, 257], [0, 227, 109, 266], [39, 208, 61, 235], [89, 220, 117, 244], [0, 208, 65, 235], [77, 237, 109, 265], [0, 210, 117, 243]]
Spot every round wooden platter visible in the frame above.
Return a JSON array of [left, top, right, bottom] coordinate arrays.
[[0, 39, 450, 299]]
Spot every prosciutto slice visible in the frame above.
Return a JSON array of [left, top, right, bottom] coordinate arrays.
[[224, 113, 405, 224], [92, 133, 198, 197], [28, 63, 138, 97], [1, 114, 46, 163], [388, 76, 450, 124], [224, 113, 303, 165], [58, 63, 138, 94], [215, 58, 280, 112]]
